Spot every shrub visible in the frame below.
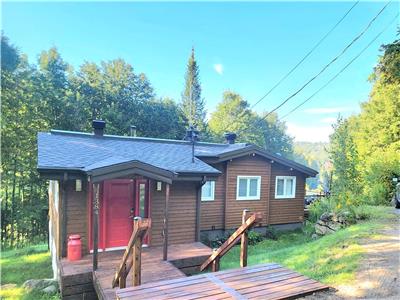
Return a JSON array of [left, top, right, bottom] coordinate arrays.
[[248, 230, 264, 245], [265, 226, 278, 240]]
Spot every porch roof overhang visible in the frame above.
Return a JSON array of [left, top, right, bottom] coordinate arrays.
[[85, 160, 176, 184]]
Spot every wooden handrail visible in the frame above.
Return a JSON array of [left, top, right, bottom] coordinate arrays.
[[112, 217, 151, 288], [200, 210, 262, 272]]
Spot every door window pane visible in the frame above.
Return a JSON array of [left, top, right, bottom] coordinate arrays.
[[139, 183, 145, 217]]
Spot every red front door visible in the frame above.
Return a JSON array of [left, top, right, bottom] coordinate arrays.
[[104, 180, 134, 249]]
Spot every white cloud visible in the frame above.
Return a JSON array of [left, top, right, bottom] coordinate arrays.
[[304, 107, 354, 114], [286, 122, 333, 143], [320, 117, 337, 124], [213, 64, 223, 75]]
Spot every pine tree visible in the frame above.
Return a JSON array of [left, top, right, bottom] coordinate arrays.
[[181, 47, 206, 132]]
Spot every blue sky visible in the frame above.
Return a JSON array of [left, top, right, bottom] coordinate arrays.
[[2, 1, 399, 142]]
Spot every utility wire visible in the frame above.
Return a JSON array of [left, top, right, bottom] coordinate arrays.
[[245, 1, 391, 132], [280, 13, 399, 120], [248, 1, 359, 111], [220, 1, 359, 134]]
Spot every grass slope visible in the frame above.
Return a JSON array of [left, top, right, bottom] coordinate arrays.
[[221, 206, 395, 286], [0, 244, 58, 300]]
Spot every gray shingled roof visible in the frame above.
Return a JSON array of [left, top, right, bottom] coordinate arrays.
[[38, 130, 318, 178]]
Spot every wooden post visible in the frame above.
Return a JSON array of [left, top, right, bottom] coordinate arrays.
[[93, 183, 100, 271], [132, 217, 142, 286], [195, 180, 205, 242], [163, 183, 170, 261], [60, 173, 68, 257], [211, 249, 220, 272], [240, 209, 249, 268], [119, 263, 127, 288]]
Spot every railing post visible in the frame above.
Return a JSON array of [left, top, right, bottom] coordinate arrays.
[[132, 217, 142, 287], [119, 263, 127, 288], [240, 209, 249, 268], [211, 249, 220, 272]]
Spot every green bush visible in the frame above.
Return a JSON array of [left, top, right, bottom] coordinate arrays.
[[248, 230, 264, 245], [265, 226, 278, 240]]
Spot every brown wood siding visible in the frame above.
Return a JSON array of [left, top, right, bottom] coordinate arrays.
[[65, 180, 89, 254], [269, 163, 306, 224], [225, 155, 271, 229], [200, 163, 225, 230], [150, 181, 197, 246]]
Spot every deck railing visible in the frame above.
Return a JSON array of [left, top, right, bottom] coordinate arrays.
[[200, 210, 262, 272], [112, 217, 151, 288]]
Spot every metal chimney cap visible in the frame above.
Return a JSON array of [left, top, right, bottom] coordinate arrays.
[[92, 120, 106, 136], [224, 132, 237, 144]]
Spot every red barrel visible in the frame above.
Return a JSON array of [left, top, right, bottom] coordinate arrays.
[[67, 234, 82, 261]]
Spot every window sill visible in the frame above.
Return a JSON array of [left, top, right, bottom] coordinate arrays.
[[236, 197, 260, 201], [201, 199, 215, 202], [274, 195, 296, 199]]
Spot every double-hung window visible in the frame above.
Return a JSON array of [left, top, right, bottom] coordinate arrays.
[[201, 181, 215, 201], [275, 176, 296, 199], [236, 176, 261, 200]]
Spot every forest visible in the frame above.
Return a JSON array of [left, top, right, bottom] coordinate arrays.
[[1, 33, 399, 248]]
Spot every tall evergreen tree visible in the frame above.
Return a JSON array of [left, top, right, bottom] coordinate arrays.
[[181, 47, 206, 132]]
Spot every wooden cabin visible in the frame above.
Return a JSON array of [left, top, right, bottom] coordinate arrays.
[[37, 120, 317, 293]]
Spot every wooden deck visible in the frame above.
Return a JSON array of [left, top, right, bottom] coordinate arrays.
[[60, 242, 212, 299], [116, 263, 330, 300]]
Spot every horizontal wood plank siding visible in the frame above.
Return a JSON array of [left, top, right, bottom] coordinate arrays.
[[225, 155, 271, 229], [269, 163, 306, 224], [65, 180, 89, 254], [150, 181, 197, 246], [200, 163, 225, 230]]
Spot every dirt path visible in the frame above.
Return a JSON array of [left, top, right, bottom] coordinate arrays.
[[304, 209, 400, 300]]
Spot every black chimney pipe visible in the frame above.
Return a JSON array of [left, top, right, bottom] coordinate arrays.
[[224, 132, 237, 144], [92, 120, 106, 136]]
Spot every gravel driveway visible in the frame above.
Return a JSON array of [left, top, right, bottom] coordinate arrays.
[[303, 208, 400, 300]]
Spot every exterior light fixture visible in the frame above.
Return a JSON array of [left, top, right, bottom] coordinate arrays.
[[157, 181, 162, 191], [75, 179, 82, 192]]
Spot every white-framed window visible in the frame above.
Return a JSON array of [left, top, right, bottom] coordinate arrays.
[[236, 176, 261, 200], [201, 181, 215, 201], [275, 176, 296, 199]]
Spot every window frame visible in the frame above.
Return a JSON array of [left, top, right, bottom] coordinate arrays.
[[236, 176, 261, 201], [275, 176, 296, 199], [201, 181, 215, 201]]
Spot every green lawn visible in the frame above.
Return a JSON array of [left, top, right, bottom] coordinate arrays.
[[220, 206, 396, 286], [0, 244, 59, 300]]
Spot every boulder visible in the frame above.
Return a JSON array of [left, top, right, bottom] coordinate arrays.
[[42, 285, 58, 294], [23, 279, 57, 291]]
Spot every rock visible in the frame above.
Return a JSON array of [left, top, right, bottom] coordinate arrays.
[[315, 218, 342, 235], [320, 212, 334, 222], [311, 233, 318, 240], [42, 285, 58, 294], [23, 279, 57, 291]]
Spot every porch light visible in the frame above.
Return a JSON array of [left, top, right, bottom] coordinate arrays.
[[75, 179, 82, 192], [157, 181, 162, 191]]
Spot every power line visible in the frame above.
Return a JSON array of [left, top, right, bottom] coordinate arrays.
[[247, 1, 391, 131], [219, 1, 359, 134], [248, 1, 359, 111], [280, 13, 399, 120]]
